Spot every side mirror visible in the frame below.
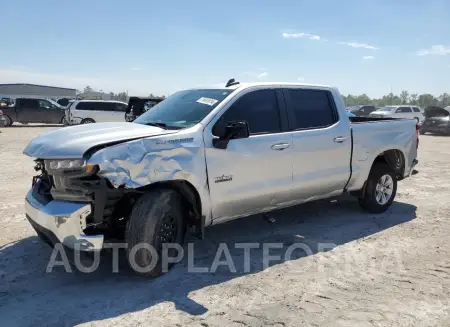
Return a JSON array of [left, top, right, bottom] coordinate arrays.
[[213, 120, 250, 149]]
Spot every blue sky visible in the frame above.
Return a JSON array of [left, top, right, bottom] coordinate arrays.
[[1, 0, 449, 97]]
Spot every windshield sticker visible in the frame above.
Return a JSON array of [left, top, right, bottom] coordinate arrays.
[[196, 97, 218, 106]]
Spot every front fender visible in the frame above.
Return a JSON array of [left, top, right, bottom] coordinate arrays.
[[87, 131, 213, 225]]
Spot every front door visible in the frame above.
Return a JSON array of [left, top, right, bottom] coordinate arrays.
[[283, 88, 352, 201], [38, 99, 65, 123], [204, 88, 293, 222]]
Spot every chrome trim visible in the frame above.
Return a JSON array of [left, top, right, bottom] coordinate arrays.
[[25, 190, 104, 251]]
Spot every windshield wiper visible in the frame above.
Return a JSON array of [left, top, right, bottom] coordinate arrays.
[[143, 121, 168, 129]]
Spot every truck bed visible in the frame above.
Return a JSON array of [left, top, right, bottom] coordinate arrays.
[[346, 116, 418, 192]]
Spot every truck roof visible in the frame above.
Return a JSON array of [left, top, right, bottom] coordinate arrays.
[[224, 81, 336, 91]]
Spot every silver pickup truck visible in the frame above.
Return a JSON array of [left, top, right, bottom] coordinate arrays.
[[23, 80, 419, 276]]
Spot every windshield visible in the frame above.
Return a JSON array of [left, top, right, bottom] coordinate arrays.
[[47, 99, 65, 109], [378, 106, 396, 112], [134, 89, 233, 129]]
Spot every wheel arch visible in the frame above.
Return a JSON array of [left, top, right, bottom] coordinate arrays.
[[136, 179, 205, 238], [351, 148, 406, 198]]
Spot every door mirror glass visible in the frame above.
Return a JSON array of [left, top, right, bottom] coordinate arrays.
[[224, 121, 250, 139], [213, 120, 250, 149]]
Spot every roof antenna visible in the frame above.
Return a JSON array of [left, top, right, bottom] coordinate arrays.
[[225, 78, 240, 87]]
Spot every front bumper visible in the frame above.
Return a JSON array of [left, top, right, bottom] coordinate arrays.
[[25, 190, 104, 251]]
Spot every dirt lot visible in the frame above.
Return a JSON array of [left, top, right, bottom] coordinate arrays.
[[1, 125, 449, 327]]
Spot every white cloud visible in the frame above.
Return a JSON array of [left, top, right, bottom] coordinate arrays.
[[416, 45, 450, 56], [338, 42, 379, 50], [363, 56, 375, 60], [297, 77, 305, 81], [282, 32, 321, 41], [257, 72, 268, 79], [131, 67, 141, 71]]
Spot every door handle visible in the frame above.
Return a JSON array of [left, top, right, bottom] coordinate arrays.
[[271, 143, 290, 151], [333, 136, 347, 143]]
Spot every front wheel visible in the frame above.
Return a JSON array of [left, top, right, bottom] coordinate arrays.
[[358, 162, 397, 213], [125, 190, 186, 278]]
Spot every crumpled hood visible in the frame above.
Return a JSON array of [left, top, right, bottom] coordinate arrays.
[[23, 122, 178, 159]]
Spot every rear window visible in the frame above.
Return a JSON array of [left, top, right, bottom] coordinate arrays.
[[412, 107, 421, 112], [286, 89, 337, 130], [75, 101, 116, 111], [379, 106, 396, 112]]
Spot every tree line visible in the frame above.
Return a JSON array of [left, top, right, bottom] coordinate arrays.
[[77, 86, 450, 109], [343, 91, 450, 108]]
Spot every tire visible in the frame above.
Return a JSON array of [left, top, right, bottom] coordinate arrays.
[[81, 118, 95, 124], [125, 189, 186, 278], [358, 162, 397, 213], [2, 115, 12, 127]]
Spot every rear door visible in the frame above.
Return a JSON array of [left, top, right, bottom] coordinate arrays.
[[284, 88, 352, 201], [110, 102, 127, 122], [412, 107, 423, 121], [15, 99, 40, 123], [79, 102, 113, 122]]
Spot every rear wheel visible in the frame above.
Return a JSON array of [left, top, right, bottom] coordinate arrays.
[[2, 115, 12, 127], [358, 162, 397, 213], [125, 189, 186, 278], [81, 118, 95, 124]]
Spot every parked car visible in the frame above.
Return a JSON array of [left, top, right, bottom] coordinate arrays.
[[56, 98, 75, 107], [419, 106, 450, 135], [347, 111, 356, 117], [23, 80, 419, 277], [369, 105, 424, 122], [1, 98, 67, 127], [348, 105, 378, 117], [0, 109, 5, 126], [65, 100, 128, 125], [125, 96, 165, 122]]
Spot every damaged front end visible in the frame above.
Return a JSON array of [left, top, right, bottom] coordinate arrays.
[[26, 158, 131, 251]]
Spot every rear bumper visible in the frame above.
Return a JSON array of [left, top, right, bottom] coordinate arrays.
[[25, 190, 104, 251], [421, 126, 449, 133]]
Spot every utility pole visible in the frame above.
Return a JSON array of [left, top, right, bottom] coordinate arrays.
[[389, 84, 393, 105]]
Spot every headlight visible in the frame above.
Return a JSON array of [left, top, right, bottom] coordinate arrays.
[[46, 159, 86, 170]]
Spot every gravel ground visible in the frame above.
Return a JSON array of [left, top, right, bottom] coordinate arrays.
[[0, 125, 449, 327]]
